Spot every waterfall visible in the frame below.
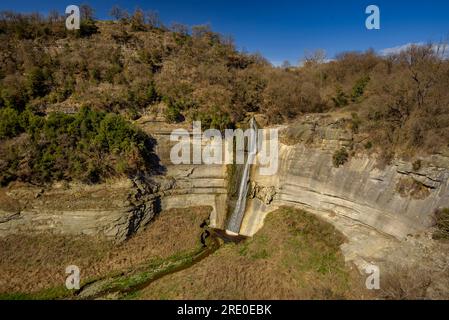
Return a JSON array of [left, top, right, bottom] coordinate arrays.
[[226, 118, 258, 235]]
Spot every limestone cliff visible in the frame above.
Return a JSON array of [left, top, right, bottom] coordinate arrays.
[[2, 115, 449, 244], [0, 178, 159, 242], [139, 120, 228, 229], [0, 120, 229, 242], [241, 115, 449, 239]]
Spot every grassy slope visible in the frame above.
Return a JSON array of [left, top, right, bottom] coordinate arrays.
[[0, 207, 210, 297], [138, 207, 372, 300]]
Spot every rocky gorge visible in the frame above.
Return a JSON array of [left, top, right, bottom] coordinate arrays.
[[1, 114, 449, 298], [1, 114, 449, 242], [242, 114, 449, 239]]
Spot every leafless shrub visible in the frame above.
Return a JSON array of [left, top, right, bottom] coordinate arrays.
[[396, 177, 430, 200], [434, 208, 449, 240], [379, 264, 432, 300]]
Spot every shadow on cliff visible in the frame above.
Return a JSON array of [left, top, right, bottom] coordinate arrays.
[[140, 134, 166, 176], [126, 195, 162, 239], [125, 133, 166, 239]]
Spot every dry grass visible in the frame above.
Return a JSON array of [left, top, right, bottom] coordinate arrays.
[[138, 207, 372, 300], [396, 177, 430, 200], [379, 264, 433, 300], [0, 207, 210, 295], [434, 208, 449, 240]]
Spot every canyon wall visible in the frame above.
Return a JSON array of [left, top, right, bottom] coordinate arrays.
[[143, 123, 228, 229], [0, 122, 229, 241], [240, 116, 449, 239], [2, 116, 449, 242], [0, 179, 159, 242]]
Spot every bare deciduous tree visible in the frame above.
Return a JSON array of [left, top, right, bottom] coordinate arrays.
[[80, 4, 95, 21], [145, 10, 162, 28], [109, 5, 129, 22]]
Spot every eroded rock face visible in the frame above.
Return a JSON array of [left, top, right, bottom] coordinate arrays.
[[3, 116, 449, 245], [0, 120, 230, 242], [249, 182, 276, 205], [277, 146, 449, 238], [140, 121, 229, 229], [241, 116, 449, 239], [0, 178, 160, 243], [236, 116, 449, 288], [160, 164, 228, 229]]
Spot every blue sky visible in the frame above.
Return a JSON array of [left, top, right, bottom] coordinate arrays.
[[2, 0, 449, 65]]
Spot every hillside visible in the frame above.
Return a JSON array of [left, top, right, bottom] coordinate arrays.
[[2, 7, 449, 302], [1, 9, 449, 187]]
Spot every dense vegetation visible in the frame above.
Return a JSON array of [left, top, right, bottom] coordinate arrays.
[[1, 7, 449, 185], [0, 107, 156, 186]]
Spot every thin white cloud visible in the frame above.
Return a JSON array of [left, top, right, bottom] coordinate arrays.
[[270, 60, 284, 67], [379, 42, 424, 56], [380, 42, 424, 56], [380, 42, 449, 58]]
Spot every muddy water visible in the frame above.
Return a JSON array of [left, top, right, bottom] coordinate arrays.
[[212, 229, 247, 244]]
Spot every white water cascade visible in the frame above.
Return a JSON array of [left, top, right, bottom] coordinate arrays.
[[226, 118, 258, 235]]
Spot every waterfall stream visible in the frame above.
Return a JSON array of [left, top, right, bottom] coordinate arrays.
[[226, 118, 258, 235]]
